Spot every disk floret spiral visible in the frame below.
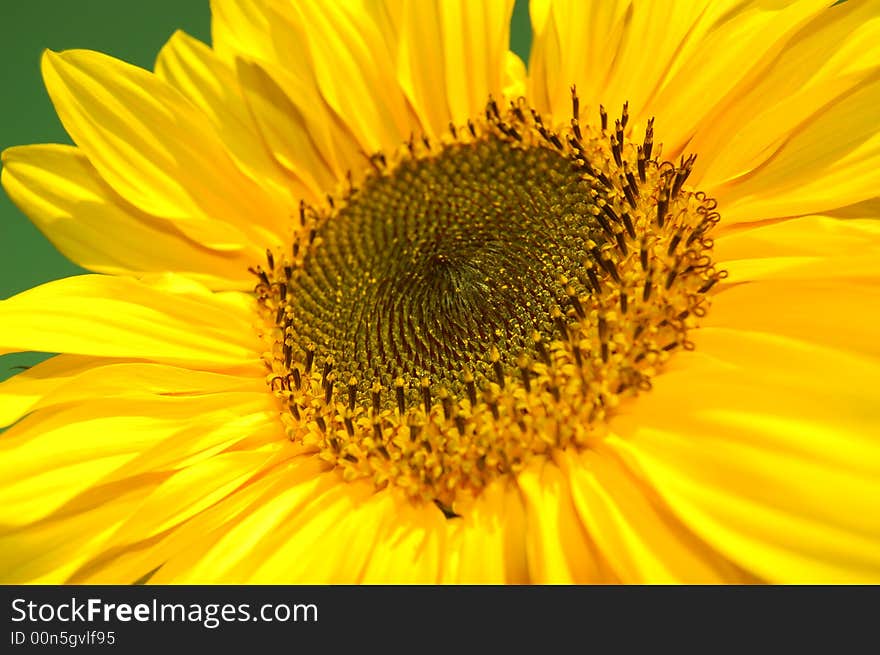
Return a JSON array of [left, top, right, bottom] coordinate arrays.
[[253, 89, 725, 509]]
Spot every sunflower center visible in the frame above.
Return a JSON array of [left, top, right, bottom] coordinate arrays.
[[255, 93, 724, 510], [297, 137, 597, 398]]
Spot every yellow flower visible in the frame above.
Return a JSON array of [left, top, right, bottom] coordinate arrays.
[[1, 0, 879, 584]]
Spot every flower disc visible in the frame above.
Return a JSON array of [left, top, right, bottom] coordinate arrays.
[[257, 97, 724, 508]]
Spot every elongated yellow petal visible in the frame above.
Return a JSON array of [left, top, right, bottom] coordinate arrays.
[[0, 357, 262, 428], [395, 0, 515, 138], [154, 30, 303, 207], [41, 49, 284, 248], [79, 464, 363, 584], [80, 457, 309, 583], [690, 1, 880, 203], [642, 0, 831, 156], [516, 457, 613, 583], [1, 145, 258, 288], [105, 450, 277, 549], [715, 216, 880, 285], [113, 484, 274, 583], [715, 76, 880, 222], [235, 59, 342, 198], [150, 459, 337, 583], [247, 482, 387, 583], [528, 0, 831, 152], [0, 354, 98, 427], [0, 392, 273, 526], [503, 51, 527, 100], [528, 0, 631, 117], [560, 448, 748, 583], [0, 274, 261, 367], [246, 1, 379, 180], [442, 478, 529, 583], [286, 1, 415, 153], [609, 328, 880, 583], [437, 0, 515, 123], [545, 0, 880, 226], [0, 480, 153, 584], [711, 279, 880, 362], [210, 0, 274, 65], [711, 216, 880, 361], [357, 491, 449, 584]]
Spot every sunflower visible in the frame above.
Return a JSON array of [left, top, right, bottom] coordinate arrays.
[[1, 0, 879, 584]]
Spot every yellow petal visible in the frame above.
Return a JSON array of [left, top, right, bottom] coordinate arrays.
[[0, 391, 274, 526], [528, 0, 829, 149], [1, 144, 258, 288], [0, 274, 261, 367], [87, 471, 442, 584], [516, 456, 613, 583], [41, 49, 284, 248], [285, 0, 415, 153], [248, 482, 388, 583], [0, 480, 154, 583], [609, 327, 880, 583], [438, 0, 516, 122], [0, 356, 261, 428], [709, 219, 880, 362], [210, 0, 274, 65], [396, 0, 515, 137], [259, 0, 388, 179], [714, 215, 880, 285], [560, 448, 747, 583], [690, 0, 880, 204], [150, 458, 336, 583], [714, 76, 880, 223], [104, 450, 276, 549], [235, 58, 342, 198], [527, 0, 629, 118], [442, 478, 528, 583], [81, 457, 306, 583], [527, 0, 757, 126], [154, 30, 303, 207], [357, 491, 448, 584], [503, 51, 527, 100], [711, 280, 880, 363], [0, 354, 98, 428], [643, 0, 830, 157]]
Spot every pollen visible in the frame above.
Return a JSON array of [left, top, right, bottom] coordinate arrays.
[[254, 90, 725, 510]]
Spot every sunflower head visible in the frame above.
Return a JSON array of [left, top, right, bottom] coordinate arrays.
[[1, 0, 879, 584], [255, 91, 724, 509]]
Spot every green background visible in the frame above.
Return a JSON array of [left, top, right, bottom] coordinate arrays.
[[0, 0, 531, 382]]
